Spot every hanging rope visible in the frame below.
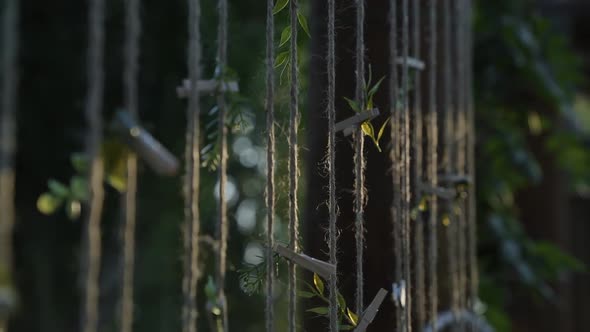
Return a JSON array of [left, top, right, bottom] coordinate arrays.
[[353, 0, 366, 316], [454, 0, 468, 318], [0, 0, 19, 325], [388, 0, 404, 330], [81, 0, 106, 331], [426, 0, 439, 328], [401, 0, 412, 330], [215, 0, 229, 329], [120, 0, 141, 331], [465, 0, 479, 313], [182, 0, 202, 330], [410, 0, 425, 330], [264, 0, 275, 330], [287, 1, 300, 331], [327, 0, 339, 330], [442, 0, 459, 317]]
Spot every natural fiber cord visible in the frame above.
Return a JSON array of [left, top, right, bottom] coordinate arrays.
[[121, 0, 141, 330], [182, 0, 202, 330], [81, 0, 106, 331]]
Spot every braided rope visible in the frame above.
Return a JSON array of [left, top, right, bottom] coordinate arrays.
[[265, 0, 276, 330], [388, 1, 404, 330], [465, 0, 479, 312], [81, 0, 106, 331], [120, 0, 141, 330], [215, 0, 229, 329], [327, 0, 339, 330], [182, 0, 202, 329], [426, 0, 439, 328], [410, 0, 425, 330], [443, 0, 459, 316], [401, 0, 412, 330], [453, 1, 468, 321], [0, 0, 19, 325], [353, 0, 366, 315], [288, 1, 300, 331]]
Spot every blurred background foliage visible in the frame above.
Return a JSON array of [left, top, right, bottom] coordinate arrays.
[[5, 0, 589, 331]]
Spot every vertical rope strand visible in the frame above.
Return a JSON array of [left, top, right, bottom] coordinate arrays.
[[401, 0, 412, 330], [454, 0, 468, 321], [327, 0, 339, 330], [215, 0, 229, 329], [264, 0, 275, 330], [353, 0, 366, 316], [389, 1, 404, 330], [0, 0, 19, 326], [288, 1, 300, 331], [411, 0, 425, 329], [465, 0, 479, 313], [81, 0, 106, 331], [442, 0, 459, 317], [426, 0, 439, 328], [121, 0, 141, 330], [182, 0, 202, 329]]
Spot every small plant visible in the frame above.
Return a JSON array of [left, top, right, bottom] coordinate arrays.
[[300, 273, 359, 330], [200, 65, 254, 171], [272, 0, 311, 84], [36, 139, 129, 219], [344, 67, 390, 152]]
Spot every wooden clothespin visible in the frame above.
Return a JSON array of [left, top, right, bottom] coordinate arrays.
[[273, 244, 335, 280], [396, 57, 425, 70], [418, 182, 457, 200], [353, 288, 388, 332], [391, 280, 406, 308], [335, 108, 380, 137], [112, 111, 180, 176], [176, 78, 239, 98]]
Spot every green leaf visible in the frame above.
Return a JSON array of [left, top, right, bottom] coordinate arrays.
[[337, 292, 346, 312], [71, 153, 89, 173], [368, 76, 386, 99], [340, 325, 355, 331], [279, 26, 292, 47], [37, 193, 63, 215], [344, 97, 361, 113], [313, 273, 325, 296], [346, 307, 359, 326], [274, 51, 289, 68], [297, 290, 316, 298], [66, 199, 82, 220], [306, 307, 329, 315], [361, 121, 375, 139], [48, 180, 70, 198], [297, 11, 311, 38], [70, 176, 89, 200], [377, 117, 391, 141], [272, 0, 289, 15]]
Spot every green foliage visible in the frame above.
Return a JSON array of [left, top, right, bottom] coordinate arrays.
[[36, 140, 129, 220], [302, 273, 358, 330], [344, 67, 389, 152], [273, 0, 311, 84], [475, 0, 589, 329]]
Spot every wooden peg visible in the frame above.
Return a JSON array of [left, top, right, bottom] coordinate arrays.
[[419, 183, 457, 200], [176, 78, 239, 98], [391, 280, 406, 308], [112, 111, 180, 176], [396, 57, 425, 70], [335, 108, 380, 137], [354, 288, 388, 332], [273, 244, 335, 279]]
